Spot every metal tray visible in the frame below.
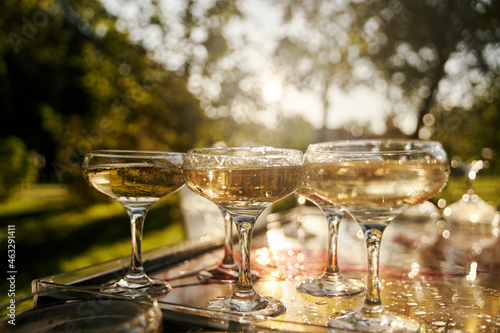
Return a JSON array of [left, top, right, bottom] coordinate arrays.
[[33, 207, 500, 332]]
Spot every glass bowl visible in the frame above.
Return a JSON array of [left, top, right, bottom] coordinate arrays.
[[0, 286, 163, 332]]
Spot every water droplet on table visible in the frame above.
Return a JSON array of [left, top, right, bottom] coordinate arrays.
[[304, 305, 319, 312]]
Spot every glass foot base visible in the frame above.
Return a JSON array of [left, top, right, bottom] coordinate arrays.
[[198, 264, 239, 283], [199, 266, 261, 284], [297, 276, 365, 298], [112, 277, 172, 297], [329, 309, 424, 332], [207, 294, 286, 317]]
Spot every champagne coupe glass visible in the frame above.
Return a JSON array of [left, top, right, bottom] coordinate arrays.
[[82, 150, 185, 296], [296, 183, 365, 297], [184, 146, 303, 317], [304, 140, 449, 332], [198, 207, 239, 283]]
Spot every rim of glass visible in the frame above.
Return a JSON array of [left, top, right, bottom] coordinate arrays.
[[85, 150, 185, 157], [187, 146, 303, 156], [307, 139, 444, 154]]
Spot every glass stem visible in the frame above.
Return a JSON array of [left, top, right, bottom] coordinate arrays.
[[323, 210, 343, 280], [220, 208, 236, 268], [125, 205, 149, 281], [361, 223, 387, 316], [232, 214, 258, 299]]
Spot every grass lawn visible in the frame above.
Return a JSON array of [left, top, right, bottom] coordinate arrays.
[[437, 175, 500, 208], [0, 184, 186, 305]]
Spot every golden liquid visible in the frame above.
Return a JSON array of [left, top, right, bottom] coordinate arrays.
[[297, 184, 331, 207], [85, 163, 184, 201], [184, 166, 302, 210], [305, 159, 449, 217]]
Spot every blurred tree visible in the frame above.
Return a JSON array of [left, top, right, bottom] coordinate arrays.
[[0, 0, 318, 204], [343, 0, 500, 138], [0, 0, 224, 203], [274, 1, 359, 140], [433, 82, 500, 174], [55, 0, 315, 152], [271, 0, 500, 168]]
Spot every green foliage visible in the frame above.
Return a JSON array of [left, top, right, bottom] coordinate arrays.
[[0, 136, 39, 200], [432, 89, 500, 174], [0, 0, 216, 206]]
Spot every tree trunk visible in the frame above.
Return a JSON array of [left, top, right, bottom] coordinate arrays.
[[413, 57, 447, 139]]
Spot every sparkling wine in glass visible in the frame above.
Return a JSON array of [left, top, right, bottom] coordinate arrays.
[[304, 140, 449, 332], [296, 183, 365, 297], [82, 150, 185, 296], [184, 146, 303, 317]]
